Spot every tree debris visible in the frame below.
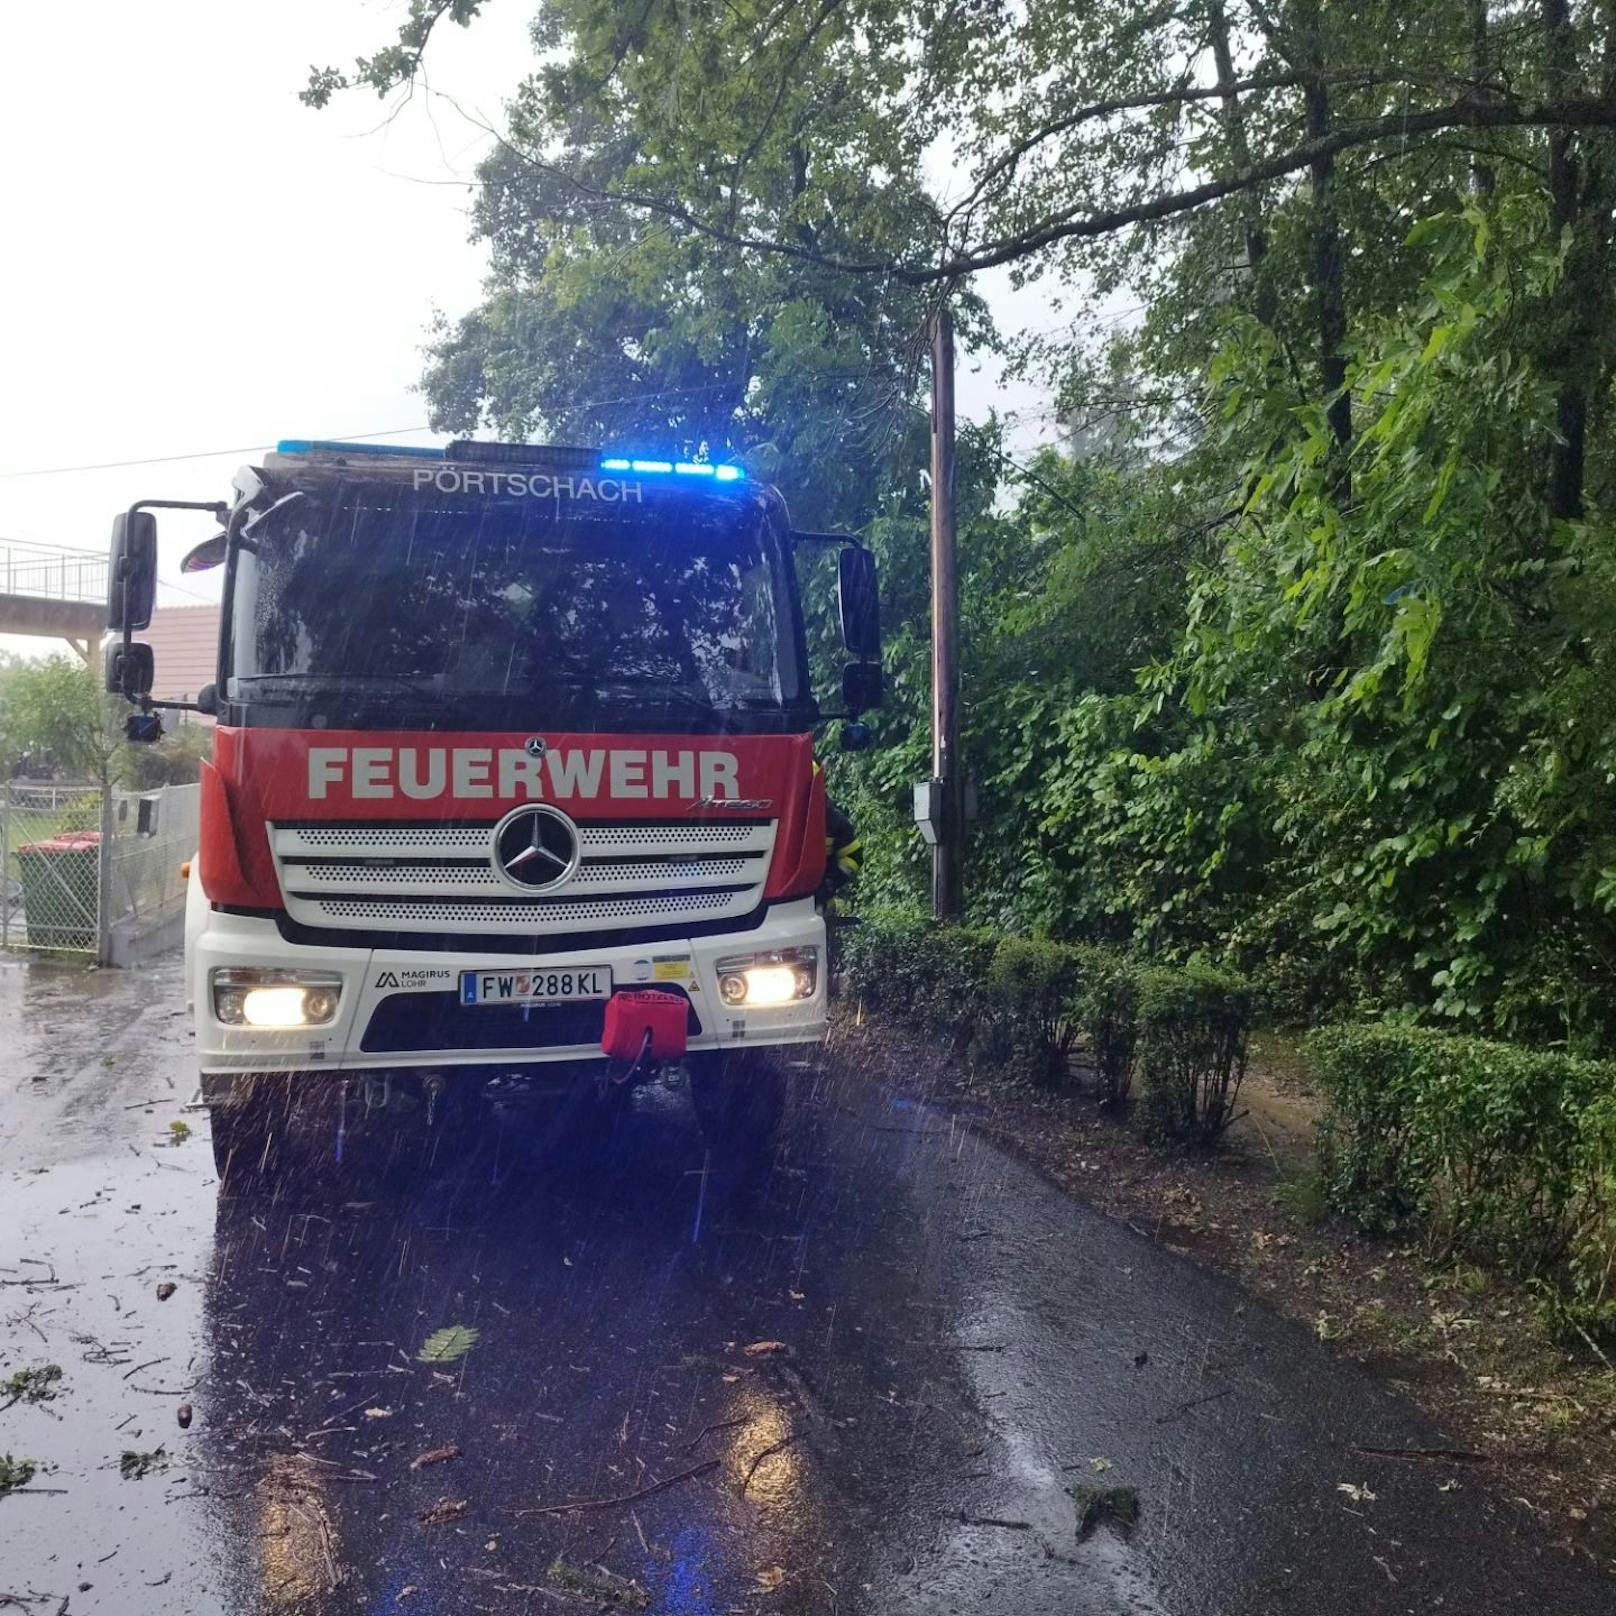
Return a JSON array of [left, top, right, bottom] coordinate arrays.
[[416, 1325, 479, 1365], [1, 1365, 62, 1411], [546, 1558, 650, 1610], [417, 1497, 469, 1525], [741, 1431, 801, 1495], [155, 1283, 177, 1302], [508, 1459, 719, 1518], [410, 1444, 461, 1470], [1071, 1483, 1139, 1537]]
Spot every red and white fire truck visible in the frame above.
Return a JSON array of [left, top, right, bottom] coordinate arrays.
[[105, 439, 881, 1177]]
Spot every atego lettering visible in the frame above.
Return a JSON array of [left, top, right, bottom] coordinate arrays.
[[307, 746, 739, 804]]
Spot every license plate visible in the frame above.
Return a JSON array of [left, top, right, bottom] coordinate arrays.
[[459, 966, 612, 1006]]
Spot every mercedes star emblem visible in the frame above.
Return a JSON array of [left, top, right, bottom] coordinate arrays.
[[524, 736, 549, 758], [492, 804, 580, 892]]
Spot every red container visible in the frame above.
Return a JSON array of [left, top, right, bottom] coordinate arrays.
[[601, 989, 689, 1063]]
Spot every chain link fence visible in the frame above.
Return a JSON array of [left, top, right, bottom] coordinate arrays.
[[0, 782, 105, 953], [1, 781, 200, 959]]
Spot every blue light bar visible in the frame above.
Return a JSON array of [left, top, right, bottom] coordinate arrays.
[[276, 439, 444, 460], [598, 455, 745, 483]]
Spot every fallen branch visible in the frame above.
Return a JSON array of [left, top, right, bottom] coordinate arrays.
[[1350, 1444, 1490, 1465], [740, 1431, 802, 1495], [679, 1415, 749, 1453], [1153, 1387, 1233, 1423], [951, 1510, 1032, 1530], [507, 1458, 719, 1517]]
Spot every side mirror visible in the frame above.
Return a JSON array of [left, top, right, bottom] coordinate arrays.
[[104, 639, 154, 700], [108, 510, 157, 631], [842, 660, 883, 716], [837, 547, 881, 659], [840, 721, 873, 752], [125, 712, 163, 744]]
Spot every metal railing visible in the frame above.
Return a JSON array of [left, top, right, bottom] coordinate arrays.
[[0, 538, 108, 604]]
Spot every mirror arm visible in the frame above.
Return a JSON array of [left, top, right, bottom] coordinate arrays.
[[115, 498, 231, 657]]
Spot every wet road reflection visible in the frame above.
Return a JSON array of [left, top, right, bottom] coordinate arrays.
[[4, 958, 1612, 1614]]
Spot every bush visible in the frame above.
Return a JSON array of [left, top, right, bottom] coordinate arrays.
[[842, 914, 1253, 1142], [988, 937, 1083, 1085], [1309, 1026, 1616, 1290], [837, 912, 998, 1055], [1070, 943, 1140, 1108], [1136, 962, 1253, 1147]]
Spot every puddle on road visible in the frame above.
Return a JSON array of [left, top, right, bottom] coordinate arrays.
[[0, 1146, 231, 1613]]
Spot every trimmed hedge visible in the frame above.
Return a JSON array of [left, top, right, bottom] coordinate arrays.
[[1309, 1025, 1616, 1317], [839, 912, 1253, 1145], [1136, 962, 1253, 1147]]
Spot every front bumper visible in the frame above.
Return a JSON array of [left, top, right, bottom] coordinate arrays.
[[190, 899, 826, 1076]]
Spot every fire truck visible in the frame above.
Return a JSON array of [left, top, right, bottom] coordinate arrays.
[[105, 439, 882, 1180]]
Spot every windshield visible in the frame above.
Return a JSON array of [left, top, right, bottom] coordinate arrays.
[[222, 483, 807, 731]]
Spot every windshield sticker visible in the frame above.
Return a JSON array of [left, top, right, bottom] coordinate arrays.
[[411, 467, 642, 502]]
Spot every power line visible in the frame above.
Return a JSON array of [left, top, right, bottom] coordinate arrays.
[[0, 426, 435, 481]]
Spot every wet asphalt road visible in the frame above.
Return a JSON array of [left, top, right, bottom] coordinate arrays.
[[1, 954, 1609, 1615]]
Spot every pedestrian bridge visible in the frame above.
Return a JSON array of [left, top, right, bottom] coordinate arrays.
[[0, 538, 107, 659]]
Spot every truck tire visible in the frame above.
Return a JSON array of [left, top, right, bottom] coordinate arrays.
[[689, 1053, 786, 1196]]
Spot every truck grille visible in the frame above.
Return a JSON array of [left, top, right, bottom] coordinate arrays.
[[268, 821, 776, 937]]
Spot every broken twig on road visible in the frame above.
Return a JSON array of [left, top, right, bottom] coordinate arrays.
[[508, 1458, 720, 1518]]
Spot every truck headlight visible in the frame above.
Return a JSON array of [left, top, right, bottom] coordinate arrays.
[[716, 947, 817, 1007], [212, 968, 343, 1028]]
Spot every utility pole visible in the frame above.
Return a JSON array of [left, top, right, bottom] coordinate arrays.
[[929, 301, 964, 920]]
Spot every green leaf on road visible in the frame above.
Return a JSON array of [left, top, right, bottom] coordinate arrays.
[[417, 1325, 480, 1364]]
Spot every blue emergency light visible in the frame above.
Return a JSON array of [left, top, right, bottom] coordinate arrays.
[[600, 456, 743, 482]]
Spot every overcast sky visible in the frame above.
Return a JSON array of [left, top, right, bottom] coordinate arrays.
[[0, 1, 1054, 656]]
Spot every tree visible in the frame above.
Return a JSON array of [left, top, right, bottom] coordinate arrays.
[[304, 3, 1616, 1046], [0, 657, 122, 787]]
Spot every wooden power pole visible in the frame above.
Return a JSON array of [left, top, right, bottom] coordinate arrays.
[[929, 302, 964, 920]]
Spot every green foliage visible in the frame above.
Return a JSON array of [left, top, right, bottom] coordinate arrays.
[[309, 3, 1616, 1053], [1, 1364, 62, 1408], [0, 1454, 39, 1493], [842, 913, 1254, 1140], [1308, 1026, 1616, 1309], [416, 1324, 480, 1364], [0, 656, 121, 785], [988, 937, 1084, 1086], [837, 913, 999, 1057], [1069, 944, 1140, 1109], [1135, 962, 1252, 1147], [1070, 1482, 1139, 1537], [121, 723, 212, 789]]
